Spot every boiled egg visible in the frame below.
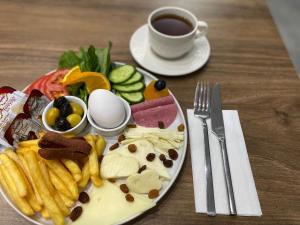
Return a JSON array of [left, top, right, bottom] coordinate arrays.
[[88, 89, 126, 128]]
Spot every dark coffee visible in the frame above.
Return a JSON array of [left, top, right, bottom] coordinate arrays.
[[151, 14, 193, 36]]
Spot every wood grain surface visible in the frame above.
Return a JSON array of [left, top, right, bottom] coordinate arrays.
[[0, 0, 300, 225]]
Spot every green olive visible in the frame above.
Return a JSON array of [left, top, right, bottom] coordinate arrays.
[[70, 102, 83, 116], [46, 107, 60, 126], [66, 114, 82, 128]]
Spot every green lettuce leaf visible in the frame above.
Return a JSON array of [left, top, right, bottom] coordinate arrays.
[[67, 82, 89, 104], [80, 45, 101, 72], [58, 43, 112, 75], [96, 41, 112, 76], [58, 51, 82, 69]]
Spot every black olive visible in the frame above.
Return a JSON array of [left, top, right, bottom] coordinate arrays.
[[53, 96, 69, 110], [154, 80, 166, 91], [60, 103, 72, 117], [54, 117, 71, 131]]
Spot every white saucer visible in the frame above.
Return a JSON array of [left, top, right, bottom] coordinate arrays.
[[129, 24, 211, 76]]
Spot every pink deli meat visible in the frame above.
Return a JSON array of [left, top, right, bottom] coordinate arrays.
[[131, 95, 174, 113], [131, 96, 177, 128]]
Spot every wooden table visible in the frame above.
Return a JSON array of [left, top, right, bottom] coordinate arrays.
[[0, 0, 299, 224]]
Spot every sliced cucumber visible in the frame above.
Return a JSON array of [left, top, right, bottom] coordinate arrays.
[[121, 71, 143, 85], [115, 92, 121, 97], [120, 91, 144, 104], [108, 65, 135, 84], [113, 82, 144, 92]]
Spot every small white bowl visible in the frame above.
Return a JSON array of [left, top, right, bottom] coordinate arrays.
[[42, 96, 87, 135], [87, 98, 131, 137]]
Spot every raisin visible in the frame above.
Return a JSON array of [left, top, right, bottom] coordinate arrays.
[[27, 131, 37, 140], [168, 149, 178, 160], [128, 144, 137, 153], [127, 124, 137, 128], [109, 143, 119, 151], [148, 189, 159, 199], [78, 192, 89, 204], [108, 178, 116, 183], [118, 134, 126, 142], [120, 184, 129, 193], [159, 154, 166, 162], [98, 155, 104, 163], [158, 121, 165, 129], [138, 165, 147, 173], [163, 159, 173, 168], [177, 123, 185, 131], [146, 153, 155, 161], [125, 194, 134, 202], [70, 206, 82, 221]]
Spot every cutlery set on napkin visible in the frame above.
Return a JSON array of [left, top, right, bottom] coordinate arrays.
[[187, 82, 262, 217]]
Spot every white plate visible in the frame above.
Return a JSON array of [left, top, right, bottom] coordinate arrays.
[[0, 62, 188, 225], [130, 24, 211, 76]]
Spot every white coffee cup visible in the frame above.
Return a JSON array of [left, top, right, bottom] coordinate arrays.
[[148, 6, 208, 59]]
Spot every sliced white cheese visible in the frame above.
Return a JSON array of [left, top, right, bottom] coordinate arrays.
[[72, 180, 155, 225], [100, 153, 139, 179], [124, 126, 184, 142], [127, 170, 162, 194], [109, 140, 170, 180], [122, 126, 184, 154]]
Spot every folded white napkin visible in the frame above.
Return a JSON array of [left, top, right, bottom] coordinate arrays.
[[187, 109, 262, 216]]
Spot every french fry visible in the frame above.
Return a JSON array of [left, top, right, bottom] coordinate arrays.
[[18, 154, 43, 206], [4, 149, 42, 211], [18, 139, 39, 148], [58, 192, 74, 208], [85, 136, 99, 176], [78, 161, 90, 188], [24, 151, 64, 225], [0, 154, 27, 197], [40, 207, 50, 219], [95, 135, 106, 156], [0, 163, 34, 216], [85, 136, 103, 187], [63, 133, 75, 138], [4, 149, 29, 176], [38, 131, 46, 138], [4, 149, 34, 188], [22, 171, 42, 212], [16, 146, 38, 154], [61, 159, 82, 182], [48, 169, 73, 199], [45, 160, 78, 200], [39, 161, 69, 216], [91, 175, 103, 187]]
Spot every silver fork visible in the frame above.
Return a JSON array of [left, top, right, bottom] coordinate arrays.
[[194, 81, 216, 216]]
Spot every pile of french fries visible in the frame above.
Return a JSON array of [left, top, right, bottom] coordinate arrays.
[[0, 133, 106, 225]]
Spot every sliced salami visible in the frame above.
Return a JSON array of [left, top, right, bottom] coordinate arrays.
[[131, 95, 174, 113], [132, 103, 177, 128]]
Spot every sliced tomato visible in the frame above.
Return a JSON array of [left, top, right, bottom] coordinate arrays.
[[24, 69, 69, 100], [38, 75, 51, 95], [24, 76, 46, 95], [36, 75, 50, 91], [43, 69, 69, 100]]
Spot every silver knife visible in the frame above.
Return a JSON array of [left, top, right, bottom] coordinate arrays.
[[211, 83, 237, 215]]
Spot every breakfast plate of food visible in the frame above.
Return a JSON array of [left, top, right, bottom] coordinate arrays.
[[0, 43, 187, 225]]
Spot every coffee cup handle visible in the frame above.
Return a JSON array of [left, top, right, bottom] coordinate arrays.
[[195, 21, 208, 38]]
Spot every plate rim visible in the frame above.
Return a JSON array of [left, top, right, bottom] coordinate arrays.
[[0, 62, 188, 225], [129, 24, 211, 76]]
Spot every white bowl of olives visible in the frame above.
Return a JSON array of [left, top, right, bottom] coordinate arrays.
[[42, 96, 87, 135]]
